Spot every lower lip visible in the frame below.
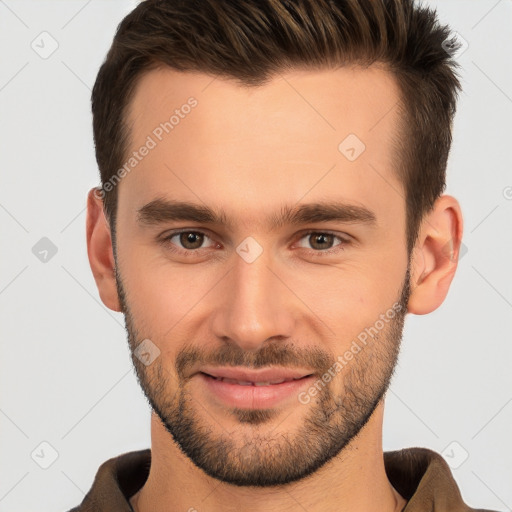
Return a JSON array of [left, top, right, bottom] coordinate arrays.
[[198, 372, 315, 409]]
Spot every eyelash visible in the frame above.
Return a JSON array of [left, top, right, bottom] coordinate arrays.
[[159, 229, 351, 258]]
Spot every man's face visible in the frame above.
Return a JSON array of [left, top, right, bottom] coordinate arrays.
[[114, 66, 411, 486]]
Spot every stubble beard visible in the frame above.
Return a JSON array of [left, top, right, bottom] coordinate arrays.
[[116, 266, 410, 487]]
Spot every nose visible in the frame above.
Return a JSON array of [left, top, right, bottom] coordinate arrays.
[[210, 247, 296, 352]]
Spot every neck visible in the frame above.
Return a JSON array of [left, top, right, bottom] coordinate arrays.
[[131, 401, 406, 512]]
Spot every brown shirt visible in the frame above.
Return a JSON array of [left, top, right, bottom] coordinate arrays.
[[67, 446, 499, 511]]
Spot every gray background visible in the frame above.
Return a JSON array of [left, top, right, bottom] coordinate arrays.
[[0, 1, 511, 511]]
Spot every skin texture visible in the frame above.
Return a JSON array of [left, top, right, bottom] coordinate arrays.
[[86, 65, 463, 512]]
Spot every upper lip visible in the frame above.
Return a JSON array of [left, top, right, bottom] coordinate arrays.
[[199, 366, 314, 383]]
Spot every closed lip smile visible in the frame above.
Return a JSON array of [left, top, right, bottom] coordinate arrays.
[[198, 366, 315, 386]]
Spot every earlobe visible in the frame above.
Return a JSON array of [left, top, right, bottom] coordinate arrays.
[[86, 187, 122, 312], [407, 195, 463, 315]]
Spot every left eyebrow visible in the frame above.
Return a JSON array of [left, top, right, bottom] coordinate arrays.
[[271, 201, 377, 229], [136, 197, 377, 231]]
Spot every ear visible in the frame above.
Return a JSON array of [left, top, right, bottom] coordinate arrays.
[[86, 187, 122, 312], [408, 195, 463, 315]]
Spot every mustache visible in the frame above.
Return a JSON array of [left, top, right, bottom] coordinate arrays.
[[175, 342, 334, 381]]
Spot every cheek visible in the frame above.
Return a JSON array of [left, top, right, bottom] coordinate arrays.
[[283, 259, 406, 347], [127, 269, 200, 330], [120, 245, 223, 345]]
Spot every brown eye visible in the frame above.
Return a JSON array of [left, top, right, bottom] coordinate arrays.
[[308, 233, 335, 250], [162, 230, 217, 253], [296, 231, 349, 255], [179, 232, 204, 250]]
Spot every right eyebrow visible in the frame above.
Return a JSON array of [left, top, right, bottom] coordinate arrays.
[[137, 198, 228, 226]]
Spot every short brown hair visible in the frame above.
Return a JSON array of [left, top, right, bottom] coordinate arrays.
[[91, 0, 462, 254]]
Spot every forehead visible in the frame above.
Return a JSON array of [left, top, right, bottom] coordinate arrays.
[[120, 65, 404, 228], [127, 64, 401, 142]]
